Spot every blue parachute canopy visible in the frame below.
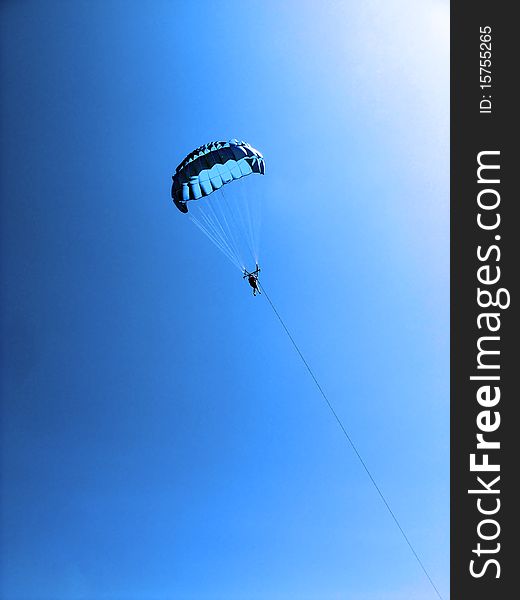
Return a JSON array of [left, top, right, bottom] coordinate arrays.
[[171, 139, 265, 213]]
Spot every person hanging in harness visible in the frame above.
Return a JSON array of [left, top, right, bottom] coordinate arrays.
[[243, 264, 261, 296]]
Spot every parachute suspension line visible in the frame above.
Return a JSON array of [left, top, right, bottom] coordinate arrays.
[[219, 186, 258, 269], [214, 189, 248, 269], [204, 193, 244, 269], [220, 188, 250, 265], [225, 181, 260, 268], [242, 183, 260, 265], [191, 200, 238, 259], [258, 283, 445, 600], [188, 192, 246, 272], [189, 203, 242, 271], [240, 182, 261, 265], [189, 214, 242, 271], [241, 187, 255, 261]]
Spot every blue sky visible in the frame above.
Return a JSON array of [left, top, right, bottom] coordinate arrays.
[[1, 1, 449, 599]]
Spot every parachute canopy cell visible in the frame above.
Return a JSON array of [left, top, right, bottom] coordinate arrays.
[[171, 139, 265, 213]]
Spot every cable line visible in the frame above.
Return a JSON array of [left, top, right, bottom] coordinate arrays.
[[259, 282, 444, 600]]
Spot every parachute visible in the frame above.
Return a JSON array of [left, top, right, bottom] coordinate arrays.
[[172, 139, 265, 272]]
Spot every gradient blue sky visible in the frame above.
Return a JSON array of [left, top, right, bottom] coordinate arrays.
[[1, 1, 449, 599]]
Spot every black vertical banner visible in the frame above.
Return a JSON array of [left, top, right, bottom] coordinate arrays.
[[451, 2, 517, 600]]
